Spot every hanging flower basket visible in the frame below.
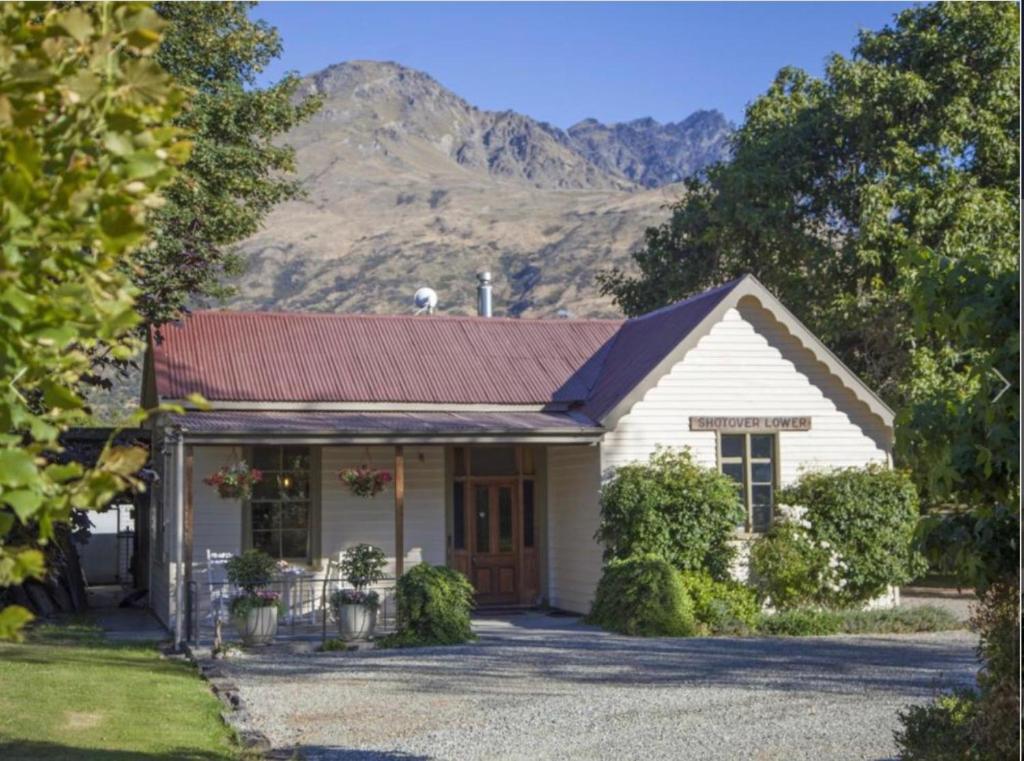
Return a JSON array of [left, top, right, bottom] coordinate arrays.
[[339, 465, 392, 498], [204, 461, 263, 500]]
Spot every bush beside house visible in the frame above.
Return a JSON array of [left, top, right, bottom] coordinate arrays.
[[590, 454, 951, 640], [595, 448, 744, 580], [587, 555, 697, 637], [378, 565, 476, 648], [750, 466, 926, 610]]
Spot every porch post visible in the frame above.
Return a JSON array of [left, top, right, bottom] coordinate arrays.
[[170, 428, 185, 651], [183, 445, 194, 643], [394, 445, 405, 579]]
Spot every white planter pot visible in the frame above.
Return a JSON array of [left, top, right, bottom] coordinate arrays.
[[337, 603, 377, 641], [233, 605, 278, 646]]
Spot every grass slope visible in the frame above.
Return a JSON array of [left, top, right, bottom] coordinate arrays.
[[0, 622, 242, 760]]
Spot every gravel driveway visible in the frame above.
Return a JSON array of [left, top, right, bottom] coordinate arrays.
[[219, 613, 978, 761]]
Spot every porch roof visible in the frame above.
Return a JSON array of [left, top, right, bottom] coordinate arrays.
[[168, 410, 603, 444]]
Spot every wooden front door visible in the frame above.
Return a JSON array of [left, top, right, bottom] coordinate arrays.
[[469, 481, 518, 605]]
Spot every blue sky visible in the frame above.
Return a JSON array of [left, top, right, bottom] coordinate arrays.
[[253, 2, 916, 127]]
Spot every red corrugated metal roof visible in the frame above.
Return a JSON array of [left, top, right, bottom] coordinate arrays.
[[151, 279, 744, 414], [153, 312, 622, 405]]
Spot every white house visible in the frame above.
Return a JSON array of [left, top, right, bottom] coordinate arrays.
[[139, 275, 893, 646]]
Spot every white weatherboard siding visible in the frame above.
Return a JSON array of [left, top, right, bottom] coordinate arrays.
[[190, 447, 244, 618], [321, 446, 445, 574], [601, 301, 891, 481], [546, 444, 603, 614]]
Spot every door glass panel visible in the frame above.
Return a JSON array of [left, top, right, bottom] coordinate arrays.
[[452, 482, 466, 550], [498, 487, 513, 552], [475, 486, 490, 552], [453, 447, 466, 477], [721, 434, 745, 458], [523, 480, 535, 548], [471, 447, 517, 476]]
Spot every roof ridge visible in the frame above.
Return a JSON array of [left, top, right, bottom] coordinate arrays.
[[183, 309, 625, 325], [623, 276, 747, 323]]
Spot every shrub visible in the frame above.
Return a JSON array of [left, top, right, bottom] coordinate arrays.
[[757, 605, 962, 637], [894, 691, 980, 761], [587, 555, 697, 637], [782, 465, 926, 605], [838, 606, 961, 634], [757, 608, 842, 636], [749, 520, 832, 609], [968, 574, 1019, 759], [378, 565, 475, 648], [339, 544, 387, 590], [596, 448, 745, 580], [225, 550, 276, 594], [679, 571, 760, 634]]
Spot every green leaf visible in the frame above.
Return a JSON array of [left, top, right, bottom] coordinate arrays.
[[0, 605, 34, 642], [2, 489, 43, 521], [0, 449, 38, 488]]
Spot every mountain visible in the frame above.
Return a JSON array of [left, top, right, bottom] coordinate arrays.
[[564, 111, 733, 188], [229, 61, 732, 319]]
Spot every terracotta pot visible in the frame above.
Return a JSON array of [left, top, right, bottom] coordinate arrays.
[[337, 603, 377, 640], [233, 605, 278, 646]]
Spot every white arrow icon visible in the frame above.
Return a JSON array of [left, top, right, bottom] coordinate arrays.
[[992, 368, 1012, 403]]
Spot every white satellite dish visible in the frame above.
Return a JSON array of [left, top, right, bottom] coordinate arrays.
[[413, 286, 438, 314]]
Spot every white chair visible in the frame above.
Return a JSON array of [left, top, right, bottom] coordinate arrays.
[[205, 550, 235, 624]]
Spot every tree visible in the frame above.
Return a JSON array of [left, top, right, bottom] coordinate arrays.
[[599, 3, 1019, 511], [0, 2, 189, 639], [134, 2, 321, 329]]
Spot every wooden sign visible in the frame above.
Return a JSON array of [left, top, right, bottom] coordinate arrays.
[[689, 416, 812, 432]]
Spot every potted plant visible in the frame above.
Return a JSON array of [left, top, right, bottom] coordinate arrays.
[[226, 549, 282, 646], [204, 461, 263, 500], [339, 465, 392, 497], [330, 544, 387, 640]]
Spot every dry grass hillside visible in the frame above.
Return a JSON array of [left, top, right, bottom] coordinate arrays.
[[228, 61, 726, 318]]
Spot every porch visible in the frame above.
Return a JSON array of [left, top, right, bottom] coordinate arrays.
[[154, 410, 605, 647]]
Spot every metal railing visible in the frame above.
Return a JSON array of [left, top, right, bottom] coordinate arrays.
[[186, 576, 398, 645]]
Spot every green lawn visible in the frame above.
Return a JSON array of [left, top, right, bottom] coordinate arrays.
[[0, 620, 245, 760]]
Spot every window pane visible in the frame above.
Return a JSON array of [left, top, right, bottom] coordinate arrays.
[[281, 501, 309, 530], [282, 446, 310, 471], [722, 462, 745, 484], [752, 504, 773, 534], [453, 447, 466, 477], [252, 477, 279, 501], [750, 435, 774, 459], [251, 502, 277, 531], [252, 530, 276, 556], [752, 484, 773, 506], [523, 480, 535, 549], [721, 434, 745, 458], [452, 482, 466, 550], [475, 486, 490, 552], [751, 462, 773, 483], [251, 447, 280, 470], [278, 473, 309, 500], [470, 447, 517, 476], [498, 487, 513, 552], [280, 529, 308, 559]]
